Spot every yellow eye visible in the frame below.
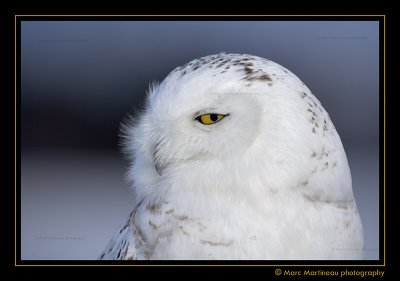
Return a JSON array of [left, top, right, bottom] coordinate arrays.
[[195, 113, 227, 125]]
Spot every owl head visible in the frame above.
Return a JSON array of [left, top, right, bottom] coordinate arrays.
[[122, 53, 352, 203]]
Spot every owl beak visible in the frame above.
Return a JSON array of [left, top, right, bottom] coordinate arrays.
[[154, 162, 163, 176], [154, 157, 170, 176], [153, 139, 165, 176]]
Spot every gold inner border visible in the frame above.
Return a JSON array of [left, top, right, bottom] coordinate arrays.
[[14, 15, 386, 267]]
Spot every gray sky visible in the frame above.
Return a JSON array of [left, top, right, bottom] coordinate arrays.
[[21, 21, 379, 150]]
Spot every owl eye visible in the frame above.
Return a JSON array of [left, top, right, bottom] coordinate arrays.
[[195, 113, 228, 125]]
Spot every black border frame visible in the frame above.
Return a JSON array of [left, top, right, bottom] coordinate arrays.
[[13, 15, 386, 270]]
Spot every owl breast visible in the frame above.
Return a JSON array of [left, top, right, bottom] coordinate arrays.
[[129, 186, 363, 260]]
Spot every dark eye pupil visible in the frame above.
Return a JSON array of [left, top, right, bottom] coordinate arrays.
[[210, 114, 218, 121]]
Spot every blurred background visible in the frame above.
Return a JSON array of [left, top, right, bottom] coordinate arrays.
[[21, 21, 379, 260]]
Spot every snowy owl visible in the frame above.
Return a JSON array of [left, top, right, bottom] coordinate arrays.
[[99, 53, 363, 260]]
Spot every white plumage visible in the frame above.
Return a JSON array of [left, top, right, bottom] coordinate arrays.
[[99, 53, 364, 260]]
